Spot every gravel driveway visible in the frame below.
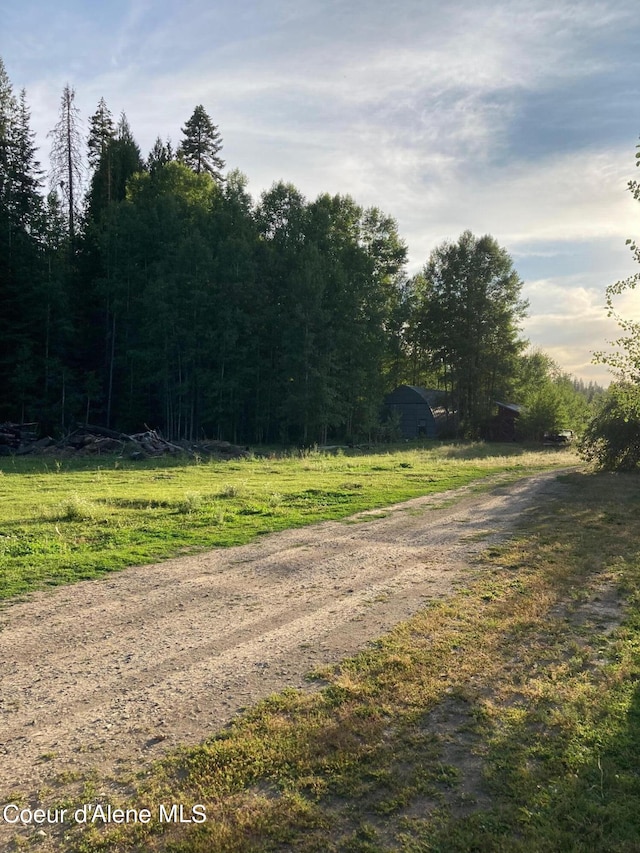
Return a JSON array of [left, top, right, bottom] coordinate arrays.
[[0, 469, 568, 846]]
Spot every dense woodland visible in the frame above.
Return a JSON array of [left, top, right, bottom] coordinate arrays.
[[0, 59, 602, 444]]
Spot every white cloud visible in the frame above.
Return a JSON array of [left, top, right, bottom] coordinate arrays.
[[521, 274, 640, 384]]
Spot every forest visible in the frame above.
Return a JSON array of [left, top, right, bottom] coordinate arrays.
[[0, 58, 601, 444]]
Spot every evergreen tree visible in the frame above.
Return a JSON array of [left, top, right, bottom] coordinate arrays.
[[0, 56, 16, 208], [87, 111, 142, 221], [86, 97, 115, 216], [0, 62, 20, 418], [147, 136, 174, 173], [87, 97, 115, 171], [111, 112, 143, 199], [178, 105, 224, 181], [0, 77, 56, 424], [48, 84, 83, 244], [7, 89, 43, 229], [90, 161, 222, 434], [40, 191, 72, 409]]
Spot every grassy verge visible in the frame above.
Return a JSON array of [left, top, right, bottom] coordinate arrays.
[[0, 442, 573, 601], [46, 468, 640, 853]]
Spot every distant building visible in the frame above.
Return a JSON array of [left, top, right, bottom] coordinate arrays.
[[384, 386, 448, 439], [489, 402, 523, 441]]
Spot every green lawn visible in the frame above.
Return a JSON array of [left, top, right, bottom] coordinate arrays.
[[0, 442, 573, 601]]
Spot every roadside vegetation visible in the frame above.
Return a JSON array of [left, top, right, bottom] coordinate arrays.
[[40, 464, 638, 853], [0, 442, 573, 601], [577, 134, 640, 475]]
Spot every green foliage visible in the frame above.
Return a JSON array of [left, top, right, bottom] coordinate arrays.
[[593, 139, 640, 387], [87, 111, 142, 220], [520, 383, 568, 440], [583, 137, 640, 469], [578, 382, 640, 470], [409, 231, 528, 435], [147, 135, 174, 173], [86, 97, 115, 170], [0, 58, 595, 449], [0, 62, 73, 429], [517, 351, 594, 440]]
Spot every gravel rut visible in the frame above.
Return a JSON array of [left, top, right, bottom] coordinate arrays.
[[0, 470, 567, 826]]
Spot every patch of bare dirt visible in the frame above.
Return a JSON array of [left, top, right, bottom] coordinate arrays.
[[0, 470, 570, 848]]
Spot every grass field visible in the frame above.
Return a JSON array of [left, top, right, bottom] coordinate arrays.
[[45, 464, 640, 853], [0, 442, 574, 601]]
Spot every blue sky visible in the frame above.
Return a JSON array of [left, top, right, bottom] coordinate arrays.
[[2, 0, 640, 384]]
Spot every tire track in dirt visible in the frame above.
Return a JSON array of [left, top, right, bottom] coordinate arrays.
[[0, 469, 569, 839]]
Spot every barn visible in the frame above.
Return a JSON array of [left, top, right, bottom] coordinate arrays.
[[384, 386, 448, 439]]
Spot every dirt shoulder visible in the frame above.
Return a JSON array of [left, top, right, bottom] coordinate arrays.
[[0, 469, 569, 841]]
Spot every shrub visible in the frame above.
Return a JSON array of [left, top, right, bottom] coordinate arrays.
[[578, 383, 640, 470]]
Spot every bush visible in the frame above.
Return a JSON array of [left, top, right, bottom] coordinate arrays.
[[578, 383, 640, 470], [519, 384, 567, 441]]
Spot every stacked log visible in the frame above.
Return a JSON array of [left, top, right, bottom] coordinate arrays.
[[0, 422, 45, 455]]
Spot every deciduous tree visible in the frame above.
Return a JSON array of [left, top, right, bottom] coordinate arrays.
[[416, 231, 527, 434]]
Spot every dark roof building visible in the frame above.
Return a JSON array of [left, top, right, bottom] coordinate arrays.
[[488, 401, 523, 441], [384, 386, 448, 439]]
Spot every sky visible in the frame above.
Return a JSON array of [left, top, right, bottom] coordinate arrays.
[[2, 0, 640, 385]]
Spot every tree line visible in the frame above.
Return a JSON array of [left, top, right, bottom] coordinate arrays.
[[0, 58, 599, 444]]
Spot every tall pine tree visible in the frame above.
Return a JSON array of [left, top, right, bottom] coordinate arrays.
[[8, 89, 43, 228], [178, 105, 224, 181], [147, 136, 174, 174], [87, 97, 115, 171]]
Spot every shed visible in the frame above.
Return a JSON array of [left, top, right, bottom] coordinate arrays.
[[489, 402, 523, 441], [384, 386, 448, 439]]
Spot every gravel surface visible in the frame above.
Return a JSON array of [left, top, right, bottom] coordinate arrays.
[[0, 469, 568, 847]]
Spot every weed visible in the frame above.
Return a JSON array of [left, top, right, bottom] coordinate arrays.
[[176, 492, 204, 514], [218, 483, 242, 499], [55, 494, 99, 522]]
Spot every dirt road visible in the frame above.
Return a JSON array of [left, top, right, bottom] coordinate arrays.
[[0, 469, 567, 841]]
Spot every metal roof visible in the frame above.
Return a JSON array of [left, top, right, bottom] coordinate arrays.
[[495, 402, 524, 414]]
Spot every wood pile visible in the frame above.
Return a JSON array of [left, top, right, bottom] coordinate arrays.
[[0, 422, 41, 455], [192, 440, 250, 460], [0, 422, 250, 461]]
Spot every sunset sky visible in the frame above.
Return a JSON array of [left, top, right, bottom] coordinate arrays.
[[2, 0, 640, 384]]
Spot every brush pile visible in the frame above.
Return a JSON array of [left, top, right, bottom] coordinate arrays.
[[0, 422, 250, 460]]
